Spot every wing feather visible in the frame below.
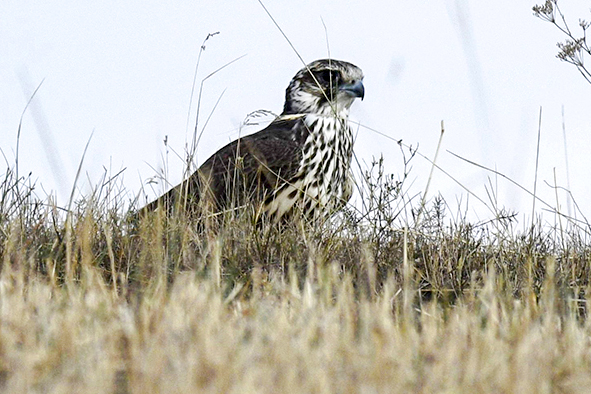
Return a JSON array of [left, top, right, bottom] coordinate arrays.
[[144, 116, 310, 215]]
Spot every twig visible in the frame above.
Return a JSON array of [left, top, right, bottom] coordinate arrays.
[[561, 105, 573, 217], [415, 120, 445, 227], [531, 107, 543, 225]]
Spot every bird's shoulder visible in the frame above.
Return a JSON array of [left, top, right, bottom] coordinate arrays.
[[200, 114, 311, 175], [246, 114, 310, 146]]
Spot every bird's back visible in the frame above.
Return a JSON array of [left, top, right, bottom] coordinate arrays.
[[143, 115, 309, 218]]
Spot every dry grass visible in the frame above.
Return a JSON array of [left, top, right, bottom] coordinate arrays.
[[2, 160, 591, 393]]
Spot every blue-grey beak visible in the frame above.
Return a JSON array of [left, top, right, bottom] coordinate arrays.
[[340, 79, 365, 100]]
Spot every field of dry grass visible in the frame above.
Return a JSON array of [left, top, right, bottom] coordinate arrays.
[[2, 161, 591, 393]]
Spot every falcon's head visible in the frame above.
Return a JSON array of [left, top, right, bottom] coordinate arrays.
[[282, 59, 364, 116]]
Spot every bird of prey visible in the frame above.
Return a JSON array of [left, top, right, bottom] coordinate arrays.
[[142, 59, 364, 222]]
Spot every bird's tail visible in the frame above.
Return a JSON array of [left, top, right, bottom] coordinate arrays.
[[136, 177, 202, 219]]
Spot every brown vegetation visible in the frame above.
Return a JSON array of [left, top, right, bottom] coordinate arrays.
[[1, 159, 591, 393]]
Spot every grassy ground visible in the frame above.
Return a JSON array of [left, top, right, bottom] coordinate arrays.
[[1, 161, 591, 393]]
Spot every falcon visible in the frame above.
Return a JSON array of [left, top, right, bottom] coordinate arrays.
[[142, 59, 364, 221]]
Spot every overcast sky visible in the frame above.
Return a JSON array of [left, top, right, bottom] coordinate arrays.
[[1, 0, 590, 224]]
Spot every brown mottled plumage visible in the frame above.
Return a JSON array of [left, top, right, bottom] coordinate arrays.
[[142, 59, 364, 221]]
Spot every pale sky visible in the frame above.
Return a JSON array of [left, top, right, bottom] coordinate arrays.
[[1, 1, 590, 224]]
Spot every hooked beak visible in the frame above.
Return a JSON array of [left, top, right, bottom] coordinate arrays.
[[340, 79, 365, 100]]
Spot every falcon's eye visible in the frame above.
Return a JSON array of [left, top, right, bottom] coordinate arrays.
[[315, 69, 340, 86]]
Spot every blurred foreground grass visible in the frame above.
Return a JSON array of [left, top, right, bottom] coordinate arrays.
[[2, 162, 591, 393]]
